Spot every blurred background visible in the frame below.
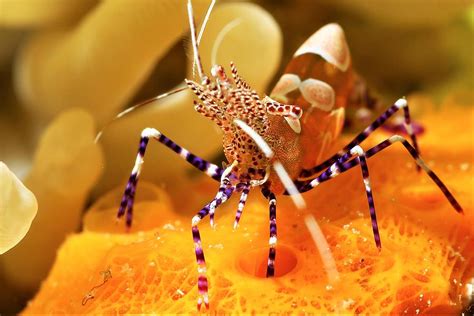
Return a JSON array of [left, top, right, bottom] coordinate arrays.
[[0, 0, 472, 313]]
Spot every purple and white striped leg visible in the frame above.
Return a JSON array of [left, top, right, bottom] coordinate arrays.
[[209, 184, 232, 228], [233, 183, 250, 229], [262, 187, 277, 277], [292, 136, 463, 248], [338, 135, 462, 212], [296, 135, 462, 213], [297, 145, 382, 248], [209, 161, 237, 227], [351, 146, 381, 248], [299, 98, 420, 179], [117, 128, 224, 228], [192, 187, 234, 310]]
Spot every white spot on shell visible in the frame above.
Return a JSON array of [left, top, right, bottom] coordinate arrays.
[[294, 23, 351, 72], [299, 78, 335, 111], [284, 116, 302, 134], [271, 73, 301, 102]]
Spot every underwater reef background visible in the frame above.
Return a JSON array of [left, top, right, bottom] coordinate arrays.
[[0, 0, 473, 314]]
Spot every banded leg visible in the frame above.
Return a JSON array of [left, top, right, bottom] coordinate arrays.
[[299, 98, 420, 179], [298, 145, 382, 248], [192, 187, 234, 310], [209, 183, 233, 227], [352, 146, 380, 248], [296, 135, 462, 213], [233, 183, 250, 229], [291, 136, 463, 247], [262, 187, 277, 277], [117, 128, 224, 227]]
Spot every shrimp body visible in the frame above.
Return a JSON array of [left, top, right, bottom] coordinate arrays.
[[186, 64, 303, 194], [271, 23, 354, 172], [115, 4, 463, 310], [186, 23, 355, 194]]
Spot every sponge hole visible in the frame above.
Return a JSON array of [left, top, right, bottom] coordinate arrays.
[[237, 245, 298, 278]]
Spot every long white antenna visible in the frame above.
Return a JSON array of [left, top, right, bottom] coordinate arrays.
[[95, 84, 187, 143], [233, 119, 306, 209], [96, 0, 217, 143], [234, 119, 274, 158], [197, 0, 216, 44], [187, 0, 204, 80], [304, 215, 339, 284], [273, 161, 306, 209], [192, 0, 217, 78]]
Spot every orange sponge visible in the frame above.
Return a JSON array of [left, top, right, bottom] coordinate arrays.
[[23, 99, 473, 314]]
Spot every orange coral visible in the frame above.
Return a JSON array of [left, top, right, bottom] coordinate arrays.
[[23, 98, 473, 314]]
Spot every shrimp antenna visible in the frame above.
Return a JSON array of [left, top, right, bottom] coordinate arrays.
[[94, 85, 187, 143], [233, 119, 307, 209], [95, 0, 217, 143], [304, 215, 339, 284], [192, 0, 216, 77], [188, 0, 205, 81], [197, 0, 216, 44]]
